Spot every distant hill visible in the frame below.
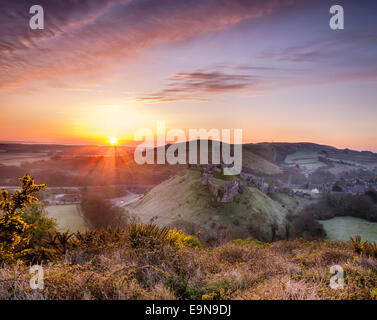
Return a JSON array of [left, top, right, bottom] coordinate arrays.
[[2, 141, 376, 175], [151, 140, 377, 177], [255, 142, 377, 175], [1, 141, 376, 188]]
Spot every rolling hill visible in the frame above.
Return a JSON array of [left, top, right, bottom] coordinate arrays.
[[123, 141, 377, 243], [126, 168, 292, 241]]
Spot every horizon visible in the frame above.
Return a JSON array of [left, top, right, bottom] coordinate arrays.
[[1, 0, 377, 151], [1, 138, 377, 154]]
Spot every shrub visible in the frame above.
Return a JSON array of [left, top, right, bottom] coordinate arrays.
[[74, 227, 126, 249], [233, 237, 262, 248], [127, 223, 172, 249], [167, 219, 198, 235], [126, 223, 201, 249], [80, 192, 128, 228], [24, 204, 57, 246], [365, 190, 377, 204], [350, 236, 377, 258], [300, 193, 377, 223], [0, 175, 45, 264], [170, 231, 202, 249], [290, 210, 326, 240]]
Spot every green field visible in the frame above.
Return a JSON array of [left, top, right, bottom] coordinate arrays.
[[46, 204, 88, 232], [319, 216, 377, 243]]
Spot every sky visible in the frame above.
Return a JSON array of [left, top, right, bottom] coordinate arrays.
[[1, 0, 377, 151]]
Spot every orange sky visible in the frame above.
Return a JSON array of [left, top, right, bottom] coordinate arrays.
[[1, 0, 377, 151]]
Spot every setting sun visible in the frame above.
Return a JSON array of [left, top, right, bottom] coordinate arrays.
[[109, 137, 118, 145]]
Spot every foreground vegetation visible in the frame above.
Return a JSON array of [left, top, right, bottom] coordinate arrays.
[[1, 176, 377, 300], [1, 236, 377, 300]]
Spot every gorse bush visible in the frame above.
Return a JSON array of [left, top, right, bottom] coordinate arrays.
[[25, 223, 202, 263], [127, 223, 172, 249], [0, 175, 45, 264], [350, 236, 377, 258], [126, 223, 201, 249], [233, 237, 263, 248], [166, 228, 202, 249], [75, 227, 125, 248]]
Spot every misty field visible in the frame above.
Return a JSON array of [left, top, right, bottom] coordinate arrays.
[[0, 152, 49, 166], [320, 216, 377, 243], [46, 204, 88, 232], [284, 150, 326, 172]]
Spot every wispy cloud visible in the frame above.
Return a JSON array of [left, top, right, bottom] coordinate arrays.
[[135, 69, 263, 103], [0, 0, 297, 90], [263, 31, 377, 63], [135, 96, 209, 103]]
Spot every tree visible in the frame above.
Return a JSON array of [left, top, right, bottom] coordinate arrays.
[[0, 175, 45, 263], [80, 192, 127, 229], [24, 204, 57, 246]]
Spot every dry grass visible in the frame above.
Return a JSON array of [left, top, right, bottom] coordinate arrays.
[[1, 238, 376, 300]]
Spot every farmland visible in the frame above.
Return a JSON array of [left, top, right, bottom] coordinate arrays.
[[320, 216, 377, 243], [45, 204, 88, 232], [284, 149, 327, 173]]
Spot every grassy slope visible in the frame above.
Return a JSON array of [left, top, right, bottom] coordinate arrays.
[[127, 169, 288, 241], [242, 147, 282, 175], [269, 192, 314, 213]]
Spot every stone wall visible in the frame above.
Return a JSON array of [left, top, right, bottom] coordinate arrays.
[[240, 172, 265, 193], [207, 178, 245, 203]]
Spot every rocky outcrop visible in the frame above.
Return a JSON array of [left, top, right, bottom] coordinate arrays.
[[207, 178, 245, 203], [266, 185, 305, 198], [201, 173, 213, 186], [220, 179, 242, 202], [208, 180, 220, 197], [195, 165, 269, 203]]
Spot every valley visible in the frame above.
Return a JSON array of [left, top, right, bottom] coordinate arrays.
[[1, 141, 376, 243]]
